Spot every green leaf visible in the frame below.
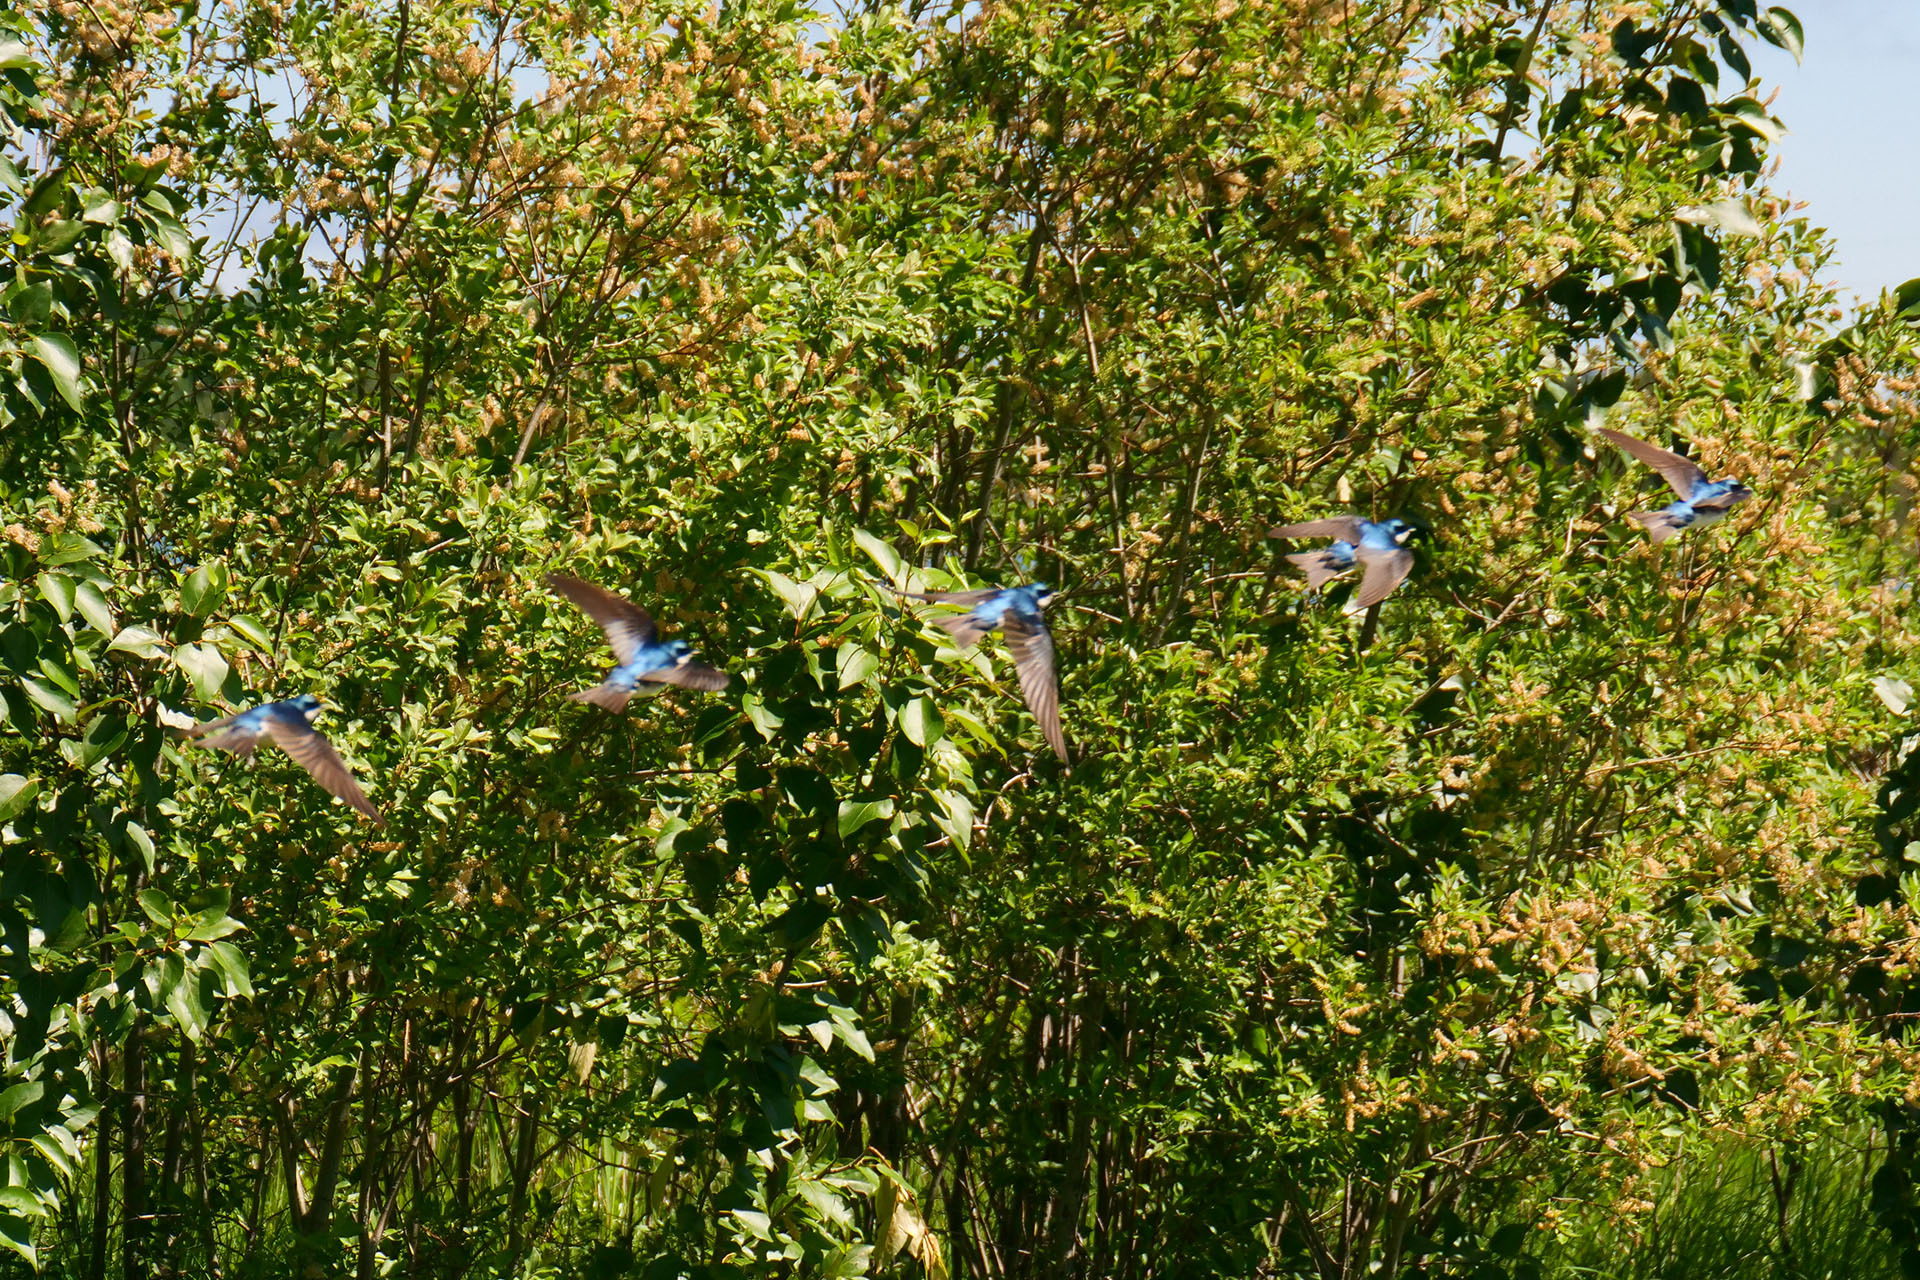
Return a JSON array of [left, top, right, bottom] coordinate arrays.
[[73, 580, 113, 634], [227, 614, 273, 649], [0, 40, 38, 70], [1757, 6, 1803, 61], [180, 560, 228, 616], [901, 696, 943, 747], [207, 939, 253, 998], [174, 641, 228, 701], [160, 953, 210, 1042], [0, 1211, 36, 1266], [836, 643, 881, 689], [137, 888, 174, 927], [19, 675, 75, 722], [80, 189, 120, 224], [853, 528, 904, 581], [106, 625, 169, 659], [36, 533, 104, 566], [186, 895, 244, 941], [146, 209, 192, 263], [0, 1082, 43, 1122], [743, 691, 785, 740], [1678, 198, 1762, 237], [826, 1005, 875, 1061], [35, 572, 74, 622], [35, 219, 84, 254], [757, 568, 820, 621], [26, 334, 85, 412], [838, 797, 895, 838], [1875, 677, 1912, 715], [1719, 96, 1782, 142], [731, 1209, 774, 1242], [124, 821, 155, 874], [930, 788, 974, 853], [0, 775, 38, 824]]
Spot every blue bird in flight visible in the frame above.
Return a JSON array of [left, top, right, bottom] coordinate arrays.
[[1599, 427, 1753, 543], [546, 573, 730, 710], [1268, 516, 1418, 611], [895, 581, 1068, 762], [184, 694, 385, 825]]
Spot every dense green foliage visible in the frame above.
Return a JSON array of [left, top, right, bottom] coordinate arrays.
[[1, 0, 1918, 1275]]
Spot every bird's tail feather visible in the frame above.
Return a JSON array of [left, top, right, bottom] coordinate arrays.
[[1286, 550, 1348, 591], [934, 613, 995, 649], [570, 685, 635, 712], [1628, 510, 1689, 543]]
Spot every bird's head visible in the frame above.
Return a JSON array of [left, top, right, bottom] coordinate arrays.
[[1029, 582, 1056, 606], [665, 639, 694, 662], [1382, 517, 1434, 546], [288, 693, 323, 718]]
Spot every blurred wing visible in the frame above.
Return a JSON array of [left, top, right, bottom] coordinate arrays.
[[892, 586, 1000, 606], [1286, 549, 1352, 591], [933, 611, 997, 650], [184, 714, 261, 759], [1690, 486, 1752, 513], [545, 573, 656, 665], [892, 586, 1001, 648], [1598, 428, 1707, 501], [641, 659, 731, 692], [1627, 509, 1690, 543], [1350, 546, 1414, 610], [1003, 615, 1069, 763], [1268, 517, 1365, 543], [569, 684, 636, 712], [264, 716, 386, 825]]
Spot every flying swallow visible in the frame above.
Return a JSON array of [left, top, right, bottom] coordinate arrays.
[[1599, 427, 1753, 543], [545, 573, 729, 711], [895, 581, 1068, 762], [184, 694, 385, 825], [1268, 516, 1418, 611]]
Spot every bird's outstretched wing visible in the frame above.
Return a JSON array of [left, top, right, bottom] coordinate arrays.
[[1349, 546, 1415, 611], [546, 573, 656, 665], [184, 714, 262, 759], [263, 715, 385, 825], [642, 659, 731, 691], [1268, 516, 1366, 543], [1599, 428, 1707, 501], [1002, 613, 1069, 763]]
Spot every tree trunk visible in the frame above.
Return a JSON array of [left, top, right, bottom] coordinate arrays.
[[122, 1027, 147, 1280]]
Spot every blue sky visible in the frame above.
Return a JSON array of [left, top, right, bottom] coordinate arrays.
[[1751, 0, 1920, 302]]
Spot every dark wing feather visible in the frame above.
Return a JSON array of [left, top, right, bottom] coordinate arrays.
[[185, 714, 261, 759], [263, 716, 386, 825], [1268, 517, 1365, 543], [545, 573, 656, 665], [1002, 614, 1069, 763], [641, 659, 731, 691], [1598, 428, 1708, 501], [1350, 546, 1414, 610]]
